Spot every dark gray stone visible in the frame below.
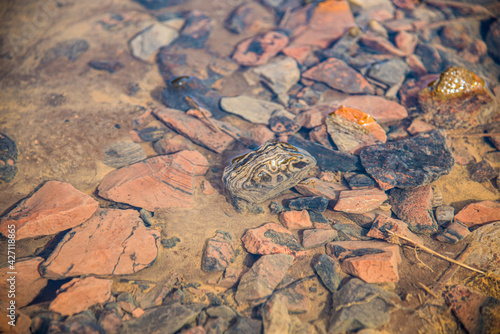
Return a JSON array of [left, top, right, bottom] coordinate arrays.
[[367, 58, 409, 86], [360, 130, 455, 189], [344, 173, 377, 189], [225, 317, 263, 334], [314, 254, 341, 292], [415, 43, 443, 73], [307, 211, 329, 224], [332, 223, 369, 240], [174, 11, 212, 49], [0, 132, 18, 183], [134, 0, 183, 9], [288, 196, 328, 212]]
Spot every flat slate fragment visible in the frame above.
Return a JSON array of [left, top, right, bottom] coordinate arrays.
[[360, 130, 454, 190]]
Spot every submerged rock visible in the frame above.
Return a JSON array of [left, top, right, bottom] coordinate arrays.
[[103, 142, 147, 168], [241, 222, 305, 257], [220, 96, 286, 125], [201, 230, 235, 272], [232, 31, 289, 66], [360, 130, 454, 190], [225, 2, 275, 34], [129, 22, 179, 61], [0, 132, 18, 183]]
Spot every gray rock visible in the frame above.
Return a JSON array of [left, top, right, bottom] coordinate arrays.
[[486, 20, 500, 63], [314, 254, 342, 292], [225, 317, 263, 334], [435, 205, 454, 226], [367, 58, 409, 87], [329, 278, 398, 333], [130, 22, 179, 61], [464, 221, 500, 276], [103, 142, 147, 168], [122, 303, 201, 334], [262, 295, 293, 334], [220, 96, 287, 125], [206, 305, 237, 322]]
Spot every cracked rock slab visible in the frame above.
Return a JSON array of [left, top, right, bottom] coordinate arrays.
[[40, 208, 159, 279]]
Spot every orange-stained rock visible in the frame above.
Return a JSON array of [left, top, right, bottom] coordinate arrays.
[[153, 108, 234, 154], [232, 31, 289, 66], [334, 188, 388, 214], [0, 257, 47, 309], [40, 208, 159, 279], [49, 277, 112, 316], [340, 251, 399, 283], [302, 58, 374, 95], [326, 106, 387, 154], [0, 181, 99, 240], [454, 201, 500, 227], [279, 210, 312, 230], [334, 95, 408, 124], [283, 0, 355, 49], [98, 150, 209, 211], [326, 240, 401, 264], [241, 222, 306, 257], [367, 214, 424, 246], [295, 177, 348, 202]]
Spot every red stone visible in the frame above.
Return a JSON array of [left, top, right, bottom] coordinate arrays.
[[295, 109, 324, 129], [393, 0, 417, 10], [406, 119, 434, 135], [389, 185, 438, 234], [98, 150, 209, 211], [326, 240, 401, 264], [154, 134, 194, 155], [153, 108, 234, 154], [309, 125, 335, 149], [241, 222, 306, 257], [334, 95, 408, 124], [334, 188, 388, 214], [201, 180, 215, 195], [340, 251, 399, 283], [232, 31, 289, 66], [0, 257, 47, 309], [454, 201, 500, 227], [405, 54, 428, 76], [395, 31, 418, 56], [0, 181, 99, 240], [361, 32, 407, 57], [217, 267, 249, 289], [279, 210, 313, 230], [282, 45, 313, 64], [246, 124, 276, 146], [436, 221, 470, 244], [201, 231, 235, 272], [40, 208, 159, 279], [302, 58, 374, 95], [367, 214, 424, 246], [302, 228, 338, 249], [49, 277, 112, 316], [295, 177, 348, 202]]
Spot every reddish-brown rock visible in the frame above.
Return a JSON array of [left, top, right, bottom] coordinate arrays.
[[405, 54, 428, 76], [40, 208, 159, 279], [241, 222, 306, 257], [0, 257, 47, 309], [395, 31, 418, 56], [201, 230, 235, 272], [235, 253, 294, 305], [279, 210, 313, 230], [367, 215, 424, 246], [232, 31, 289, 66], [295, 109, 324, 129], [302, 58, 374, 95], [153, 134, 194, 155], [283, 0, 355, 49], [0, 181, 98, 240], [217, 267, 249, 289], [302, 228, 338, 249], [326, 240, 401, 264], [454, 201, 500, 227], [436, 221, 470, 244], [389, 185, 438, 234], [334, 95, 408, 124], [334, 188, 388, 214], [201, 180, 215, 195], [309, 125, 335, 149], [49, 277, 112, 316], [361, 32, 407, 57], [340, 251, 399, 283], [153, 108, 234, 154], [445, 285, 500, 334], [406, 119, 434, 135], [294, 179, 348, 201], [98, 150, 209, 211]]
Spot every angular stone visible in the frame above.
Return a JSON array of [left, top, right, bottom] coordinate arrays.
[[406, 120, 434, 135], [367, 215, 424, 246], [202, 230, 235, 272], [204, 318, 230, 334], [444, 285, 500, 334], [288, 196, 329, 212], [344, 173, 377, 189], [308, 211, 330, 225], [49, 277, 112, 316], [334, 95, 408, 124], [434, 205, 454, 226], [0, 257, 47, 309], [302, 58, 374, 95], [314, 254, 342, 292], [130, 23, 179, 61], [98, 309, 123, 333], [225, 2, 275, 34], [454, 201, 500, 227], [326, 240, 401, 264], [220, 96, 287, 125], [262, 295, 292, 334], [395, 31, 418, 55], [302, 229, 338, 249], [279, 210, 313, 230], [295, 178, 349, 202], [470, 160, 498, 183], [274, 282, 310, 315], [367, 58, 409, 86], [217, 267, 249, 289], [174, 11, 212, 49], [0, 181, 99, 240], [103, 141, 147, 168], [235, 254, 294, 305], [153, 108, 234, 153], [98, 150, 209, 211], [436, 221, 470, 244], [332, 223, 369, 240], [288, 136, 362, 173], [360, 32, 407, 57], [225, 317, 263, 334], [465, 222, 500, 275], [389, 185, 437, 234], [329, 278, 397, 333], [326, 106, 387, 155], [241, 223, 306, 257], [340, 251, 399, 283], [153, 134, 194, 155], [122, 303, 201, 334], [360, 130, 455, 190], [232, 31, 289, 66], [334, 188, 388, 214], [40, 208, 159, 279], [269, 114, 301, 139]]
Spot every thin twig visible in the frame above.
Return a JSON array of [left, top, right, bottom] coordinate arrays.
[[432, 244, 473, 294], [418, 282, 440, 298], [386, 231, 485, 275]]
